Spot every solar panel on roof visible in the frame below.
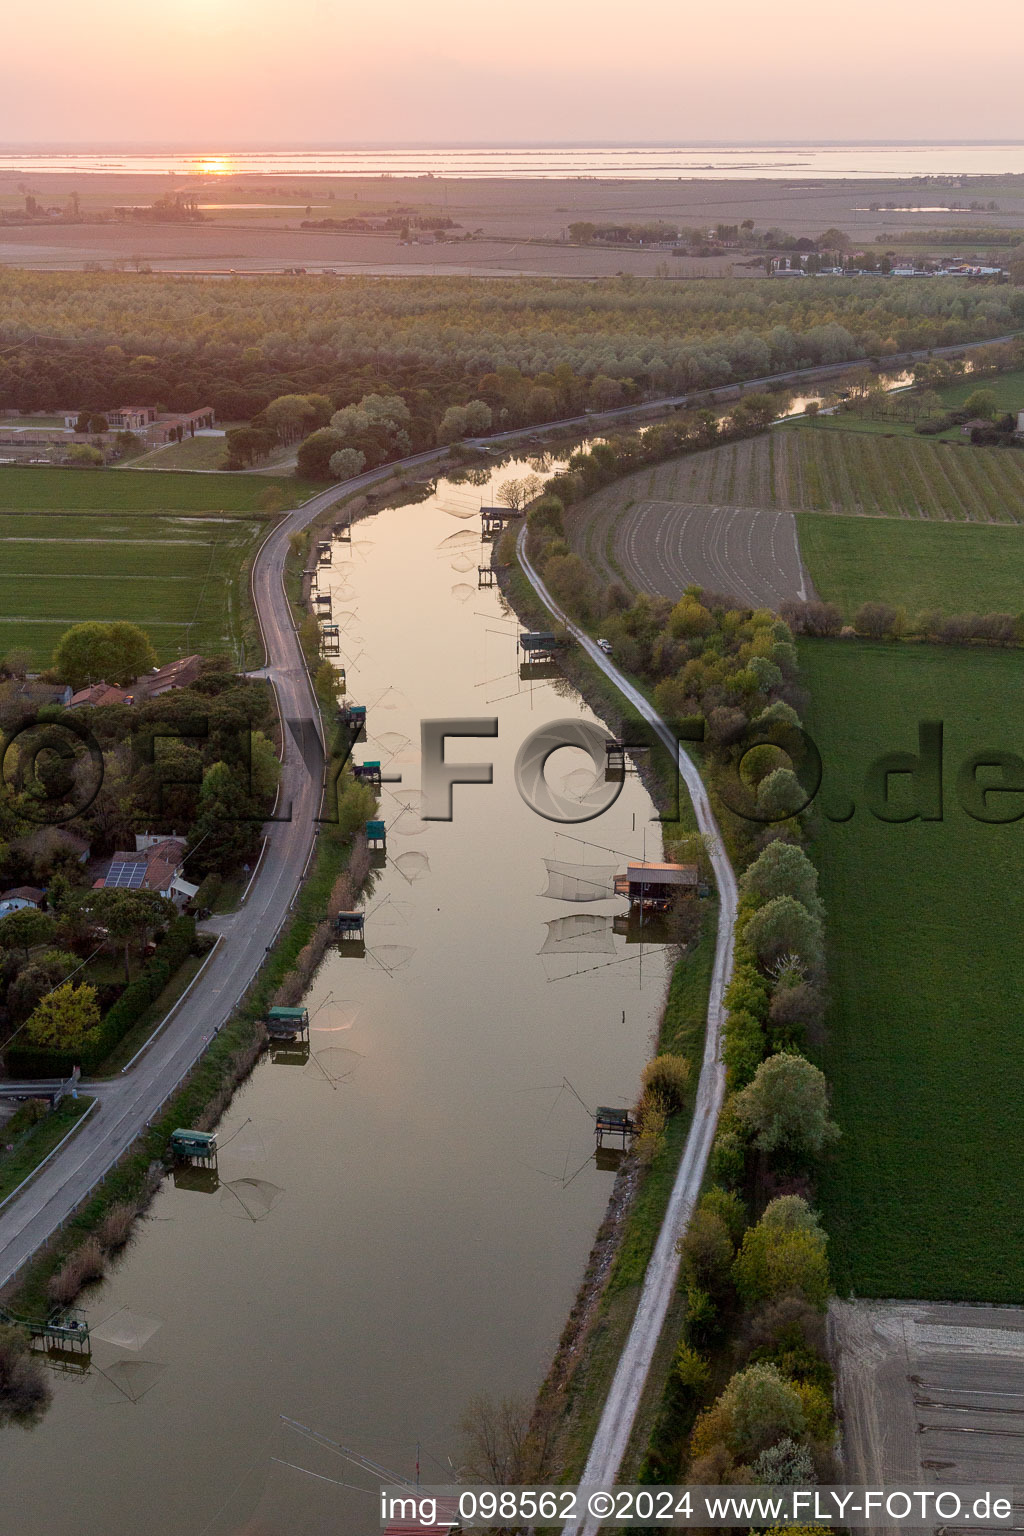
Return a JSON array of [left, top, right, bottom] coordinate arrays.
[[106, 861, 146, 889]]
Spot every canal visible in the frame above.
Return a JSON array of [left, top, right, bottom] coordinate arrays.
[[0, 453, 674, 1535]]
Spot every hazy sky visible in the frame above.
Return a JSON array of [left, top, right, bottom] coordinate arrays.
[[4, 0, 1024, 144]]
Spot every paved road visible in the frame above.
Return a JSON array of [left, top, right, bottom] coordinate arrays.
[[517, 525, 737, 1534], [616, 500, 814, 608], [0, 451, 447, 1290]]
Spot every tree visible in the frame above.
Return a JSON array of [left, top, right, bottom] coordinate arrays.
[[88, 414, 109, 433], [328, 447, 366, 480], [7, 949, 79, 1022], [53, 620, 156, 689], [296, 427, 344, 480], [743, 894, 822, 970], [25, 980, 100, 1050], [84, 888, 171, 981], [962, 388, 998, 420], [692, 1363, 806, 1466], [733, 1051, 839, 1159], [678, 1206, 734, 1297], [755, 768, 810, 823], [0, 906, 55, 959], [741, 841, 821, 916], [854, 601, 900, 639], [263, 393, 318, 443]]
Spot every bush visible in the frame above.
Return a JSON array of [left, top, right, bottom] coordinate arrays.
[[0, 1326, 51, 1427], [642, 1053, 691, 1112], [678, 1208, 735, 1297], [714, 1362, 806, 1462], [98, 1201, 139, 1252], [854, 601, 901, 640], [779, 600, 842, 638], [723, 1008, 767, 1089], [47, 1236, 107, 1306]]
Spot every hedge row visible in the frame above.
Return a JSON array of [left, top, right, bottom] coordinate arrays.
[[5, 915, 197, 1079]]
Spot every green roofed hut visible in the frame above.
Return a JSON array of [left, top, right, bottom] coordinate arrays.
[[265, 1006, 309, 1041], [170, 1128, 218, 1163]]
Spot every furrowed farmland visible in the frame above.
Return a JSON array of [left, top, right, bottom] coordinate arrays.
[[644, 426, 1024, 521], [801, 638, 1024, 1300], [0, 467, 308, 665]]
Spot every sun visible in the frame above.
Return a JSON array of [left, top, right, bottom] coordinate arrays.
[[193, 156, 233, 176]]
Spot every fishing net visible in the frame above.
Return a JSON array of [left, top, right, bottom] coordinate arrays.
[[450, 582, 475, 602], [91, 1308, 163, 1351], [539, 915, 617, 956], [312, 999, 361, 1033], [392, 850, 430, 881], [94, 1359, 167, 1404], [304, 1046, 364, 1087], [220, 1178, 285, 1222], [437, 528, 480, 550], [449, 554, 476, 573], [540, 859, 617, 902], [371, 944, 416, 971]]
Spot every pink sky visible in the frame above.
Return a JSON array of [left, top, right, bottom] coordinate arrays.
[[3, 0, 1024, 144]]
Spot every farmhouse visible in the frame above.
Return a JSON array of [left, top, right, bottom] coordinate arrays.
[[141, 654, 203, 695], [68, 681, 136, 708]]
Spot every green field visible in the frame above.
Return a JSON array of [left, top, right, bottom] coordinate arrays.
[[797, 514, 1024, 615], [637, 427, 1024, 521], [0, 465, 314, 510], [0, 467, 319, 666], [802, 639, 1024, 1299], [938, 366, 1024, 416], [131, 436, 230, 471]]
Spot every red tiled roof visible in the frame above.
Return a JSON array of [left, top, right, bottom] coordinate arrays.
[[69, 681, 135, 708]]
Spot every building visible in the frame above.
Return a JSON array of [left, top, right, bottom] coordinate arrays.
[[614, 860, 700, 909], [68, 681, 136, 709], [139, 654, 203, 696], [0, 886, 45, 917], [95, 837, 198, 905]]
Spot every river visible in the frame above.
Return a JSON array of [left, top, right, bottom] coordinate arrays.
[[0, 453, 673, 1535]]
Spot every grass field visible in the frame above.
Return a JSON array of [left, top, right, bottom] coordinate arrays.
[[131, 436, 229, 471], [797, 515, 1024, 615], [632, 427, 1024, 522], [802, 638, 1024, 1300], [0, 467, 319, 666]]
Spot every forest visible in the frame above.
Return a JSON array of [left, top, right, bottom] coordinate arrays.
[[0, 270, 1020, 429]]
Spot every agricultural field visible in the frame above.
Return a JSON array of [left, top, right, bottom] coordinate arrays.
[[0, 467, 311, 666], [636, 427, 1024, 521], [796, 515, 1024, 616], [801, 638, 1024, 1299], [131, 435, 230, 471]]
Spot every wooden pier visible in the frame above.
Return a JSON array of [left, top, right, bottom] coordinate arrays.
[[365, 818, 387, 851], [353, 760, 382, 787], [614, 861, 699, 912], [317, 540, 332, 564], [320, 622, 340, 656], [314, 591, 333, 618], [334, 519, 352, 542], [518, 630, 560, 664], [478, 565, 496, 586], [0, 1304, 91, 1355]]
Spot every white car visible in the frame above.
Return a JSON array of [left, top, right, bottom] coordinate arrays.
[[597, 638, 613, 655]]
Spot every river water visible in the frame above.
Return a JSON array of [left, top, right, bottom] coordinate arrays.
[[0, 456, 672, 1535]]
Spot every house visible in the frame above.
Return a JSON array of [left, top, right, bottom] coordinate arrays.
[[1015, 411, 1024, 437], [95, 837, 198, 905], [0, 886, 45, 917], [2, 679, 73, 710], [962, 418, 993, 436], [68, 681, 136, 709], [139, 654, 203, 696]]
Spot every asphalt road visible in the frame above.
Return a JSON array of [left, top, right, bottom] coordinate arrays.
[[517, 525, 737, 1535], [0, 451, 446, 1290], [615, 500, 814, 607]]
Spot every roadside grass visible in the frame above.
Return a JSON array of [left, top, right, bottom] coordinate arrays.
[[801, 638, 1024, 1299], [796, 513, 1024, 616], [0, 1097, 94, 1204]]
